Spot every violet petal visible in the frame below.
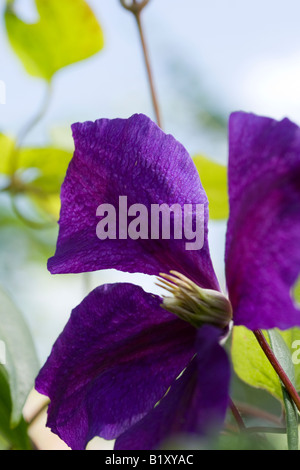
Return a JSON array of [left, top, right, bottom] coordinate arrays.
[[48, 114, 219, 290], [35, 283, 196, 450], [226, 112, 300, 330], [115, 326, 230, 450]]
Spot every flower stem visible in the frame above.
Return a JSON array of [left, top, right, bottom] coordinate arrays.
[[229, 398, 246, 431], [253, 329, 300, 413], [120, 0, 162, 128]]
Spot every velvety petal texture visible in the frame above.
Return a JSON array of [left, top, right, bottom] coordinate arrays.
[[35, 283, 196, 450], [115, 326, 231, 450], [226, 112, 300, 330], [48, 114, 219, 290]]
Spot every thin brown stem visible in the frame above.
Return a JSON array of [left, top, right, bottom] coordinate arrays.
[[120, 0, 162, 128], [253, 329, 300, 413], [234, 401, 283, 426], [134, 12, 162, 128], [229, 398, 246, 431]]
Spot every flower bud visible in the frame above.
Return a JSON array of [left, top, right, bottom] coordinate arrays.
[[156, 271, 232, 330]]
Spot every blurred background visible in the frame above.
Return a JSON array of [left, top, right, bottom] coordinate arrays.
[[1, 0, 300, 450]]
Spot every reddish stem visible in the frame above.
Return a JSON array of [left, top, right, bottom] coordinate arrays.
[[253, 329, 300, 413]]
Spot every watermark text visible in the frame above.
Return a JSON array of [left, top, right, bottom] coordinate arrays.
[[96, 196, 204, 251]]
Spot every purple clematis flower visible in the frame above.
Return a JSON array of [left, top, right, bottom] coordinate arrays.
[[35, 111, 300, 450]]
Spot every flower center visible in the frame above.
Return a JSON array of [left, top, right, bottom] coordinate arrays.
[[156, 271, 232, 330]]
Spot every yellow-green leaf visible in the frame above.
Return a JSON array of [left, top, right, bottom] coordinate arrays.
[[0, 138, 72, 218], [231, 326, 282, 400], [5, 0, 104, 81], [193, 155, 229, 220], [0, 134, 15, 175], [18, 146, 72, 218], [18, 147, 72, 193]]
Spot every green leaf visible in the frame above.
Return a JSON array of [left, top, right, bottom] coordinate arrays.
[[193, 155, 228, 220], [0, 286, 39, 427], [268, 330, 299, 450], [5, 0, 104, 81], [0, 367, 32, 450], [231, 326, 282, 400]]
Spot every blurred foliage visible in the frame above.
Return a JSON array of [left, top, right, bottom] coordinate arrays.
[[0, 134, 72, 220], [161, 424, 283, 450], [0, 287, 40, 427], [5, 0, 104, 81], [0, 196, 58, 265], [0, 134, 14, 175], [193, 154, 228, 220], [214, 432, 276, 450], [0, 368, 32, 450]]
